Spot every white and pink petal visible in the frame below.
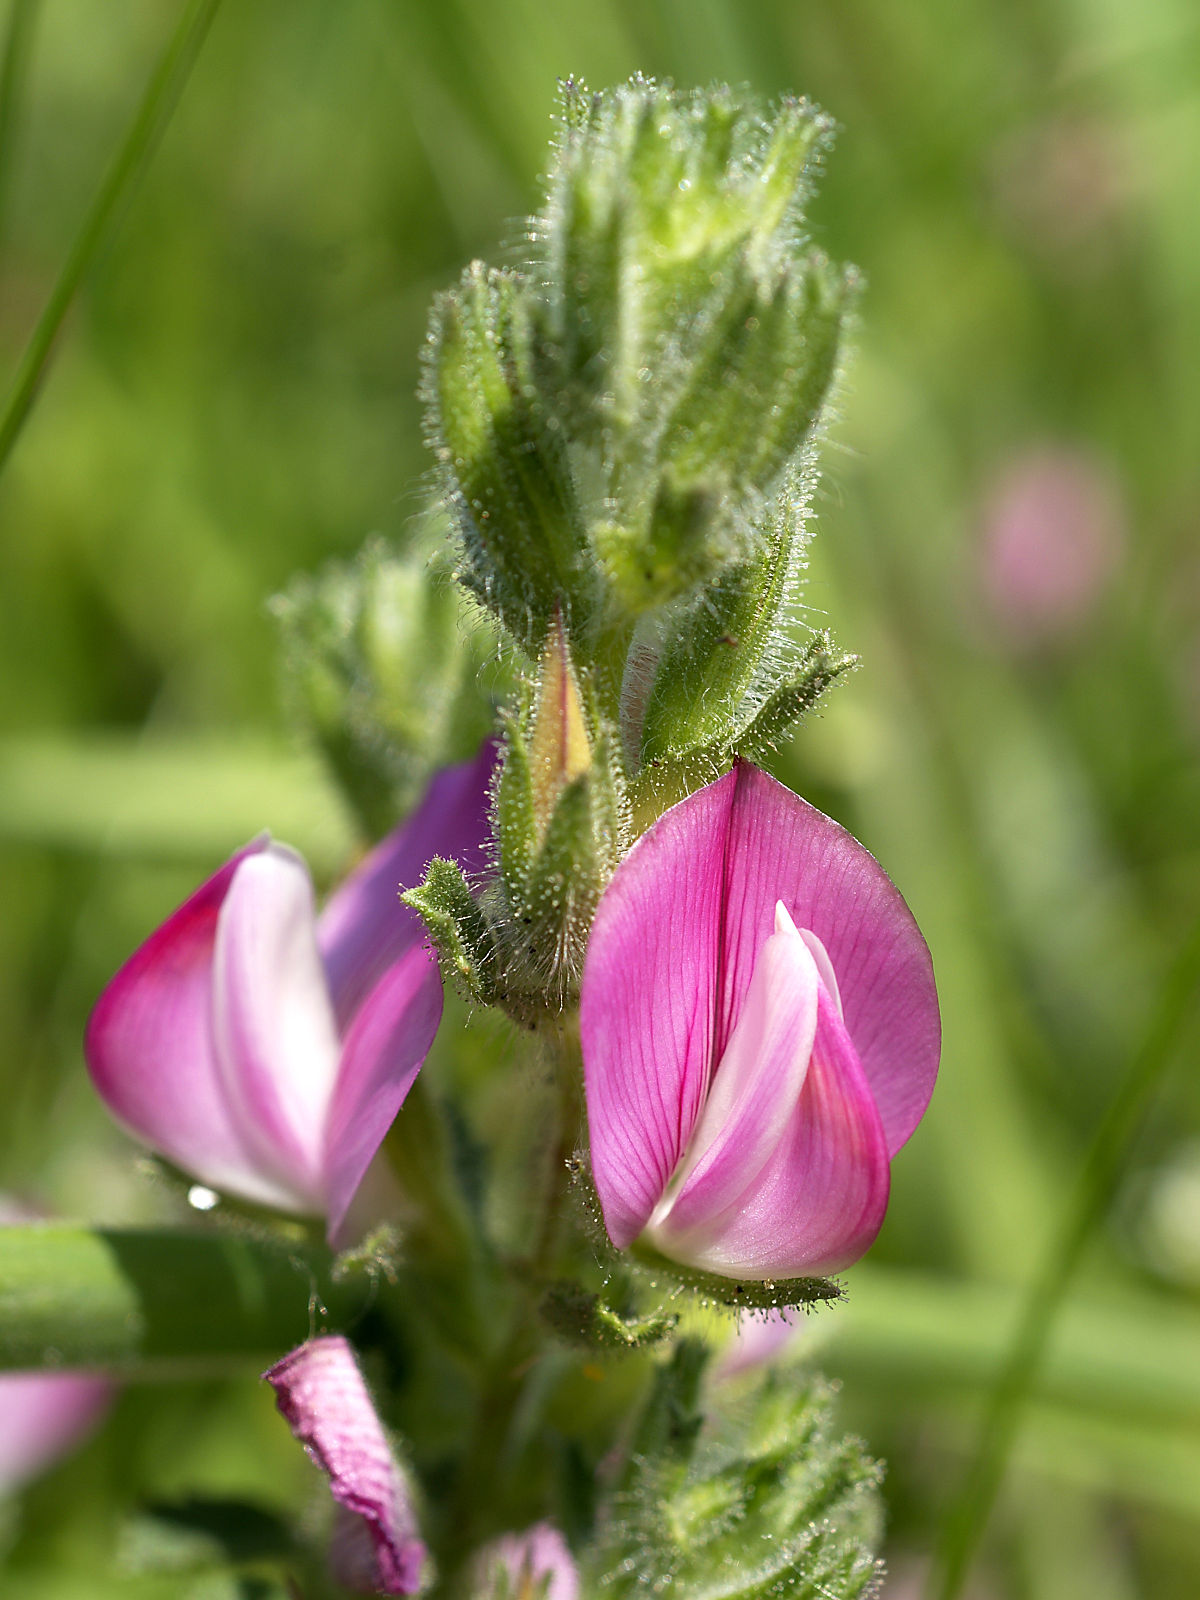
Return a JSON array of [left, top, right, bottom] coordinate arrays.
[[83, 839, 310, 1212]]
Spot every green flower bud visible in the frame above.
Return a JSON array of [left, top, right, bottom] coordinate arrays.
[[272, 537, 500, 840]]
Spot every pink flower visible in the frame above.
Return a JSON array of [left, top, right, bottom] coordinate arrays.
[[480, 1523, 578, 1600], [264, 1336, 427, 1595], [979, 447, 1124, 645], [580, 763, 940, 1280], [85, 747, 492, 1242], [0, 1371, 111, 1496]]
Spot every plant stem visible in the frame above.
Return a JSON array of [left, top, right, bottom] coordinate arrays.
[[0, 0, 39, 245], [0, 0, 222, 478], [435, 1020, 582, 1593], [929, 909, 1200, 1600]]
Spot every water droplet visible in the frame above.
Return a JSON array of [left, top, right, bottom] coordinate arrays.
[[187, 1184, 219, 1212]]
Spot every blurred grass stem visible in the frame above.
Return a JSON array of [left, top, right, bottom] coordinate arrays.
[[0, 0, 222, 477], [0, 0, 39, 243], [931, 909, 1200, 1600]]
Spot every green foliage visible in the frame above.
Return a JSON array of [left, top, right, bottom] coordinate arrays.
[[272, 536, 502, 841], [539, 1280, 677, 1351], [581, 1342, 883, 1598], [402, 855, 500, 1006]]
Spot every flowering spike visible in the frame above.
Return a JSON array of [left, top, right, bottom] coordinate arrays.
[[580, 763, 939, 1282], [264, 1337, 428, 1595]]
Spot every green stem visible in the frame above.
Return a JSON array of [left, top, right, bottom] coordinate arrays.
[[435, 1021, 581, 1594], [0, 0, 222, 478], [0, 0, 38, 245], [929, 910, 1200, 1600], [0, 1223, 359, 1375]]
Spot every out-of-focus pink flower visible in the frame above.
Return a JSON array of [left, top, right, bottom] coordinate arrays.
[[479, 1522, 578, 1600], [264, 1336, 427, 1595], [0, 1371, 111, 1496], [580, 763, 939, 1281], [715, 1308, 804, 1381], [85, 747, 492, 1242], [0, 1201, 113, 1493], [979, 448, 1124, 645]]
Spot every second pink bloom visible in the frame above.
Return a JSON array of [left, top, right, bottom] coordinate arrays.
[[581, 763, 940, 1280]]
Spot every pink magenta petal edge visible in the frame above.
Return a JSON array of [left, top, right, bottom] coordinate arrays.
[[83, 837, 314, 1212], [323, 944, 443, 1246], [717, 763, 940, 1156], [264, 1337, 427, 1595], [318, 741, 496, 1029], [580, 773, 736, 1248]]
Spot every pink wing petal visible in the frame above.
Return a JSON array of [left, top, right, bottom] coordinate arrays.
[[324, 944, 443, 1246], [318, 742, 496, 1029], [717, 763, 939, 1156], [264, 1337, 427, 1595], [83, 838, 311, 1211], [580, 775, 737, 1249], [648, 915, 820, 1242], [212, 849, 341, 1208], [659, 985, 891, 1278], [0, 1373, 111, 1495]]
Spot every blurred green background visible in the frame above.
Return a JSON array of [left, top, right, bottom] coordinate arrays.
[[1, 0, 1199, 1595]]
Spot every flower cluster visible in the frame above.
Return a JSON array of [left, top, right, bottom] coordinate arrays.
[[16, 77, 943, 1600]]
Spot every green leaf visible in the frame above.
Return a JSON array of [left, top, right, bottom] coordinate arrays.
[[582, 1346, 883, 1598], [402, 856, 499, 1004], [539, 1281, 677, 1351]]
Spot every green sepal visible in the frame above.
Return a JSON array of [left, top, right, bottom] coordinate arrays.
[[582, 1351, 884, 1599], [539, 1280, 678, 1351], [629, 1242, 843, 1313], [737, 632, 859, 759], [635, 488, 801, 765], [423, 261, 589, 654], [401, 856, 498, 1005]]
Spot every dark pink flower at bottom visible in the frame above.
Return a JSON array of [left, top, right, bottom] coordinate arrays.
[[581, 763, 940, 1281], [481, 1523, 578, 1600], [264, 1336, 427, 1595], [0, 1371, 111, 1495]]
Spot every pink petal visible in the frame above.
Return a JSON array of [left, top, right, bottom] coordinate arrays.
[[707, 764, 938, 1155], [0, 1373, 111, 1495], [324, 944, 443, 1246], [318, 742, 496, 1029], [580, 776, 734, 1248], [212, 849, 341, 1208], [715, 1308, 803, 1381], [483, 1523, 579, 1600], [83, 838, 312, 1211], [657, 985, 891, 1277], [647, 912, 821, 1241], [264, 1337, 427, 1595]]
